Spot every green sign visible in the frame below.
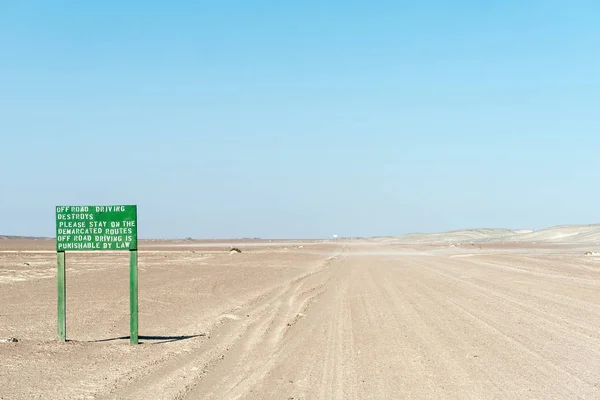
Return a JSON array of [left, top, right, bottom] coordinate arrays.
[[56, 205, 137, 251], [55, 204, 140, 344]]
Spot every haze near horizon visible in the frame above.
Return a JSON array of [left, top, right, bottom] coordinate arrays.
[[1, 1, 599, 238]]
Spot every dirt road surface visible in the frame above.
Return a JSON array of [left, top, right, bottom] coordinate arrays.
[[1, 239, 599, 399]]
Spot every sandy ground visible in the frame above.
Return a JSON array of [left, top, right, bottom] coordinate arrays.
[[1, 239, 599, 399]]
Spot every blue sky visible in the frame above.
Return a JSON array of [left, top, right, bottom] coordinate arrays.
[[1, 1, 599, 238]]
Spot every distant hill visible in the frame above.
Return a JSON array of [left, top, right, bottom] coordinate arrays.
[[500, 224, 600, 244], [388, 224, 600, 245], [385, 228, 529, 244]]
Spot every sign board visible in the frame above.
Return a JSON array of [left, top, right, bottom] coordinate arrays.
[[56, 205, 137, 251], [55, 204, 139, 344]]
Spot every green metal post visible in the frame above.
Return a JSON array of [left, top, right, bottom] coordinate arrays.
[[130, 249, 139, 344], [57, 251, 66, 342]]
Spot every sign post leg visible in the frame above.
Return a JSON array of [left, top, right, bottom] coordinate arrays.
[[130, 249, 139, 344], [57, 251, 66, 342]]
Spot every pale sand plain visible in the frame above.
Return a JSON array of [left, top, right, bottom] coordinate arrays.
[[1, 232, 599, 399]]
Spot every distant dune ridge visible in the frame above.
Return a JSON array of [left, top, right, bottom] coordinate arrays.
[[386, 229, 530, 244], [390, 224, 600, 244], [501, 225, 600, 244], [2, 225, 600, 244]]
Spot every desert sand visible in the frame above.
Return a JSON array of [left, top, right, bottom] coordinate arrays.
[[1, 229, 599, 399]]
